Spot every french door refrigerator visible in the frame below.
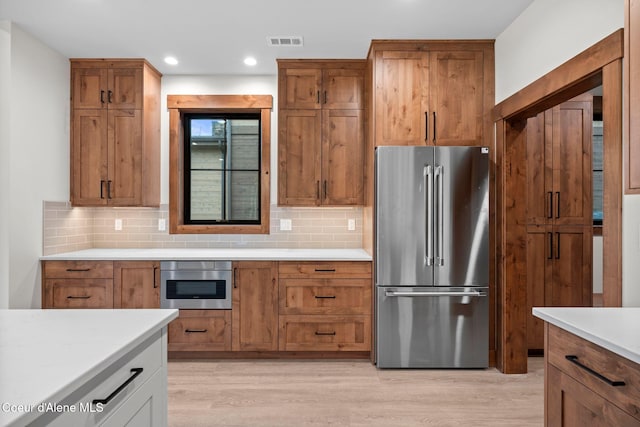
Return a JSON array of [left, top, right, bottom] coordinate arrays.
[[375, 146, 489, 368]]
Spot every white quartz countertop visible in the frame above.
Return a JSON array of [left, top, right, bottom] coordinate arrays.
[[0, 309, 178, 427], [533, 307, 640, 365], [40, 248, 373, 261]]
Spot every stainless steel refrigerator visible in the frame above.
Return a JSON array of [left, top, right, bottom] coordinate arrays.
[[375, 146, 489, 368]]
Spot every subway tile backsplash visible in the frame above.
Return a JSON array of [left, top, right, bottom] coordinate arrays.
[[42, 201, 363, 255]]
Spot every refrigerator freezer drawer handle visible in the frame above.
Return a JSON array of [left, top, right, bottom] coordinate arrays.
[[385, 291, 486, 297]]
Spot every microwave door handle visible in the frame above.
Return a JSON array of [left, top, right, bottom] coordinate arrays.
[[424, 165, 433, 266]]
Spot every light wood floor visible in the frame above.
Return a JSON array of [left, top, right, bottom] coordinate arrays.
[[167, 357, 544, 426]]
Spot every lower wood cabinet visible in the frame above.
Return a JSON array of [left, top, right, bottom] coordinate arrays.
[[42, 261, 114, 309], [279, 315, 370, 351], [114, 261, 160, 308], [232, 261, 279, 351], [545, 323, 640, 426], [168, 310, 231, 352]]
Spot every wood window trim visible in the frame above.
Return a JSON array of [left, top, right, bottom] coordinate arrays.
[[493, 29, 623, 374], [168, 95, 272, 234]]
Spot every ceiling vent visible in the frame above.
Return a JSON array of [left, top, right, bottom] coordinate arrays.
[[267, 36, 304, 47]]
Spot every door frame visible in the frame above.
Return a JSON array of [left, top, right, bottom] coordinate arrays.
[[492, 30, 623, 374]]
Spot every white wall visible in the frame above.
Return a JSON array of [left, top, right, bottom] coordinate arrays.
[[5, 24, 69, 308], [160, 76, 278, 205], [0, 21, 10, 309], [495, 0, 640, 306]]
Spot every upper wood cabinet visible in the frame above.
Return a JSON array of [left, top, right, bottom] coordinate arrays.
[[278, 60, 365, 206], [526, 97, 593, 226], [368, 41, 494, 147], [70, 59, 161, 207]]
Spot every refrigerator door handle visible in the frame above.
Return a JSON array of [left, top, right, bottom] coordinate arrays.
[[424, 165, 433, 266], [435, 165, 444, 266], [385, 290, 487, 297]]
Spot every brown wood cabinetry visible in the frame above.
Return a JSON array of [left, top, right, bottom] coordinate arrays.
[[42, 261, 114, 309], [368, 41, 494, 147], [277, 261, 371, 352], [525, 97, 593, 351], [232, 261, 279, 351], [113, 261, 160, 308], [626, 0, 640, 193], [545, 324, 640, 426], [278, 60, 365, 206], [70, 59, 161, 207], [168, 310, 232, 352]]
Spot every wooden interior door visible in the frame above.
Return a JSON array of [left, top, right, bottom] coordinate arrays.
[[278, 109, 322, 205], [322, 109, 364, 205], [429, 50, 484, 146], [232, 261, 278, 351], [374, 50, 429, 146]]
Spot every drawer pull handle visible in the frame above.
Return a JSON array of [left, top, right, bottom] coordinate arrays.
[[315, 295, 336, 299], [92, 368, 143, 406], [67, 295, 91, 299], [565, 355, 626, 387], [315, 331, 336, 336], [185, 329, 208, 333], [314, 269, 336, 273], [66, 268, 91, 272]]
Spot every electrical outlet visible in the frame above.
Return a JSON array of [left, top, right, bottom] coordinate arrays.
[[158, 218, 166, 231], [114, 219, 123, 231], [280, 219, 292, 231], [348, 219, 356, 231]]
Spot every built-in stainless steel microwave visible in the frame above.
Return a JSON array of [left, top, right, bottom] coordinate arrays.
[[160, 261, 232, 309]]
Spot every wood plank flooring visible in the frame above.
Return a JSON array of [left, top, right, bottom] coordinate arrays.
[[168, 357, 544, 426]]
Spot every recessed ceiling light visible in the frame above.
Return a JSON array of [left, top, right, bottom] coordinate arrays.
[[244, 57, 257, 66], [164, 56, 178, 65]]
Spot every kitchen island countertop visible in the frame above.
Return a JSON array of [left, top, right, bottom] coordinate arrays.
[[40, 247, 373, 261], [533, 307, 640, 364], [0, 309, 178, 427]]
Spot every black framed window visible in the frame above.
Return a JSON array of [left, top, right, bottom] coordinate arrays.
[[593, 119, 603, 226], [183, 113, 261, 225]]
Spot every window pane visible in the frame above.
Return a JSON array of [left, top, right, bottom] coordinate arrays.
[[593, 170, 603, 222], [228, 171, 260, 221], [230, 120, 260, 170], [593, 120, 603, 223], [190, 170, 223, 221]]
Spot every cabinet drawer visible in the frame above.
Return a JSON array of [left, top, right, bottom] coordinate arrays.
[[278, 261, 371, 278], [44, 279, 114, 309], [279, 315, 370, 351], [46, 331, 163, 427], [279, 278, 371, 315], [168, 310, 231, 351], [548, 324, 640, 420], [43, 260, 114, 279]]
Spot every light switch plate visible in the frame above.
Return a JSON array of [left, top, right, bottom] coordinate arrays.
[[280, 219, 292, 231]]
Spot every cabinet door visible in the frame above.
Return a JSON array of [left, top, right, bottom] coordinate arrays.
[[323, 68, 363, 109], [429, 50, 484, 146], [108, 68, 143, 110], [526, 226, 551, 351], [113, 261, 160, 309], [526, 111, 554, 225], [168, 310, 231, 351], [322, 109, 364, 205], [548, 226, 592, 308], [108, 109, 143, 206], [71, 109, 109, 206], [232, 261, 278, 351], [374, 50, 430, 146], [547, 364, 640, 426], [551, 100, 593, 226], [278, 109, 322, 205], [280, 67, 322, 109], [72, 68, 108, 109]]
